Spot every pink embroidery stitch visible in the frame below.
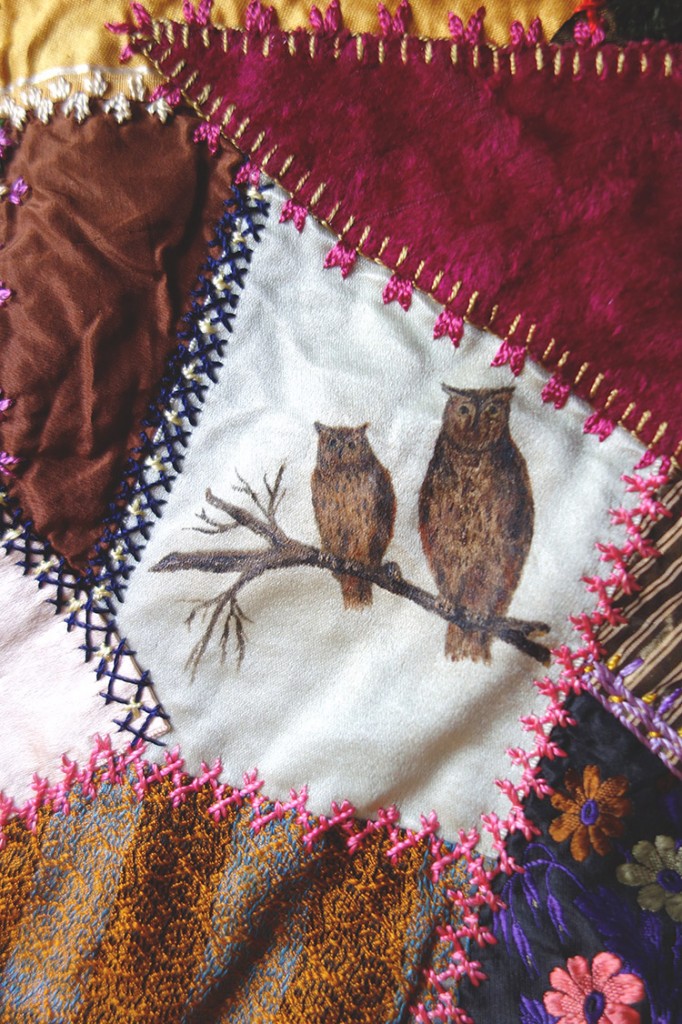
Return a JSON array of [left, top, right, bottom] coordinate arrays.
[[280, 198, 308, 231], [323, 240, 357, 278], [382, 273, 413, 310], [182, 0, 213, 25], [0, 283, 11, 307], [433, 309, 464, 347], [234, 160, 262, 187], [510, 16, 543, 48], [491, 337, 526, 376], [378, 0, 411, 38], [310, 0, 342, 35], [448, 5, 485, 44], [193, 122, 221, 154], [541, 374, 571, 409], [583, 411, 616, 441], [149, 82, 183, 107], [245, 0, 276, 34]]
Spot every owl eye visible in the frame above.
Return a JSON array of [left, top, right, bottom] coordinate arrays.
[[328, 438, 337, 449], [348, 440, 356, 450], [459, 404, 470, 415], [487, 403, 500, 416]]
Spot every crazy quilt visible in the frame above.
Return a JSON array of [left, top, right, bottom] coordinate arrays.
[[0, 1, 680, 1023]]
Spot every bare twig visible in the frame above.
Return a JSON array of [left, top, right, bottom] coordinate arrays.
[[153, 470, 551, 676]]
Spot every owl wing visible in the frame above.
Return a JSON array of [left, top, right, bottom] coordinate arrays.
[[368, 462, 396, 563]]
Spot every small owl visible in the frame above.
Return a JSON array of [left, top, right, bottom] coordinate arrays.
[[312, 423, 396, 609], [419, 385, 534, 663]]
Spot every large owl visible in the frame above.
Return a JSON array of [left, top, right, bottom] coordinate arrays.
[[419, 385, 534, 663], [312, 423, 396, 609]]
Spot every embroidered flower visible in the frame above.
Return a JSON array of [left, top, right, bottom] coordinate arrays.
[[549, 765, 631, 861], [8, 177, 28, 205], [543, 952, 644, 1024], [616, 835, 682, 921], [0, 126, 12, 158]]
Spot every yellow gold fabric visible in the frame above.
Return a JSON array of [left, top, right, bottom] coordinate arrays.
[[0, 0, 576, 89], [0, 768, 468, 1023]]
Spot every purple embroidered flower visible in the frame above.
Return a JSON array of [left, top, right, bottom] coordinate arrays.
[[0, 390, 13, 421], [8, 177, 28, 205], [0, 127, 12, 159], [0, 282, 11, 306], [617, 835, 682, 921], [0, 451, 19, 477]]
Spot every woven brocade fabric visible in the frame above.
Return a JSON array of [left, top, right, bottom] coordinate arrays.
[[0, 2, 681, 1024]]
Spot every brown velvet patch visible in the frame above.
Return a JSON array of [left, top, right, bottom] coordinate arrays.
[[0, 111, 240, 569]]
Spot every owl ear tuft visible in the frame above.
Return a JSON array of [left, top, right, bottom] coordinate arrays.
[[441, 382, 467, 398], [359, 422, 370, 432], [314, 421, 325, 434]]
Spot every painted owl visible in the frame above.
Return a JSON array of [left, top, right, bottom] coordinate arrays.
[[311, 423, 396, 609], [419, 385, 534, 663]]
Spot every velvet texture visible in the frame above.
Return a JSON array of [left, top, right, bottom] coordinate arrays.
[[0, 112, 239, 568], [127, 16, 682, 456]]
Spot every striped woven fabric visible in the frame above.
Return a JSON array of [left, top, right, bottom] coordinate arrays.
[[599, 470, 682, 730]]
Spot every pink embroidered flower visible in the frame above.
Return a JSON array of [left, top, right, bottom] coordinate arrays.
[[543, 952, 645, 1024], [279, 198, 307, 232], [0, 282, 11, 306], [8, 177, 28, 205]]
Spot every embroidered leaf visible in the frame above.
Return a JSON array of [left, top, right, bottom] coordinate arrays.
[[519, 994, 557, 1024]]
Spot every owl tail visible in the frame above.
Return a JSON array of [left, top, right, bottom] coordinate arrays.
[[336, 574, 372, 609], [445, 623, 492, 664]]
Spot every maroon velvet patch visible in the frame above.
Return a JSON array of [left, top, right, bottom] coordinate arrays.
[[122, 10, 682, 457]]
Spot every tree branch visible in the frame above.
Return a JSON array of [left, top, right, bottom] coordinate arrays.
[[152, 475, 551, 675]]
